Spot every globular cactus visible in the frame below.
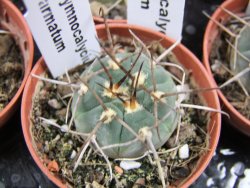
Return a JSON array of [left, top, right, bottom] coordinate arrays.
[[72, 51, 178, 159]]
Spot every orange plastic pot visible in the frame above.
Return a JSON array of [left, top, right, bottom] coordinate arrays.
[[22, 24, 221, 188], [0, 0, 34, 128], [203, 0, 250, 136]]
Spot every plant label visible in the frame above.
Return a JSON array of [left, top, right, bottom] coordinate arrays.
[[23, 0, 100, 77], [127, 0, 185, 40]]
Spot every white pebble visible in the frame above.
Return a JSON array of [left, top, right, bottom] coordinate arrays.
[[238, 169, 250, 188], [220, 149, 235, 156], [70, 150, 77, 159], [211, 61, 221, 72], [206, 177, 215, 187], [120, 160, 141, 171], [217, 162, 226, 179], [60, 125, 69, 132], [48, 99, 62, 109], [178, 144, 189, 159]]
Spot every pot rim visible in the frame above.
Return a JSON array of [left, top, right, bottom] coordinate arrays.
[[203, 0, 250, 135], [0, 0, 34, 127], [22, 23, 221, 188]]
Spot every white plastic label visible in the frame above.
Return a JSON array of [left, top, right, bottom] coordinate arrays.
[[127, 0, 185, 40], [23, 0, 100, 77]]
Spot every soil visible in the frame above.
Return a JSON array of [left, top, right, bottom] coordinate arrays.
[[30, 37, 210, 187], [209, 17, 250, 120], [90, 0, 127, 20], [0, 32, 24, 111]]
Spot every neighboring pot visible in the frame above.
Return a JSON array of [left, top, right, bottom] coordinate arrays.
[[203, 0, 250, 136], [22, 24, 221, 187], [0, 0, 34, 128]]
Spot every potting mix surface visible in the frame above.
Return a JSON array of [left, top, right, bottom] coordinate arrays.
[[0, 33, 23, 111]]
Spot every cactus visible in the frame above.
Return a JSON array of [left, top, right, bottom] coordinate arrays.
[[72, 51, 178, 159], [228, 25, 250, 93], [205, 5, 250, 111]]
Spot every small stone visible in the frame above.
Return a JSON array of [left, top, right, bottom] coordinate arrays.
[[134, 178, 145, 186], [44, 141, 50, 153], [239, 169, 250, 188], [211, 61, 221, 72], [68, 140, 73, 145], [56, 108, 67, 119], [178, 144, 189, 159], [220, 148, 235, 156], [120, 160, 141, 171], [206, 177, 215, 187], [195, 136, 202, 143], [217, 162, 226, 179], [70, 150, 77, 159], [172, 167, 190, 178], [114, 166, 123, 174], [47, 160, 59, 172], [60, 125, 69, 132], [95, 172, 104, 183], [232, 162, 245, 176], [212, 60, 226, 75], [48, 99, 62, 109]]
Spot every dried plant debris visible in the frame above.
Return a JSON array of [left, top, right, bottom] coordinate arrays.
[[0, 31, 23, 111], [90, 0, 127, 20], [30, 34, 218, 187], [208, 6, 250, 119]]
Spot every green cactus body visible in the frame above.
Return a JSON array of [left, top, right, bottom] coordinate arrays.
[[229, 25, 250, 93], [72, 52, 178, 158]]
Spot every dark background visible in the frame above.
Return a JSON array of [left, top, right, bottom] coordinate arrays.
[[1, 0, 250, 187]]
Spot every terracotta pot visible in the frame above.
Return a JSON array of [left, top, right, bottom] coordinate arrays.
[[203, 0, 250, 136], [22, 24, 221, 188], [0, 0, 34, 128]]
